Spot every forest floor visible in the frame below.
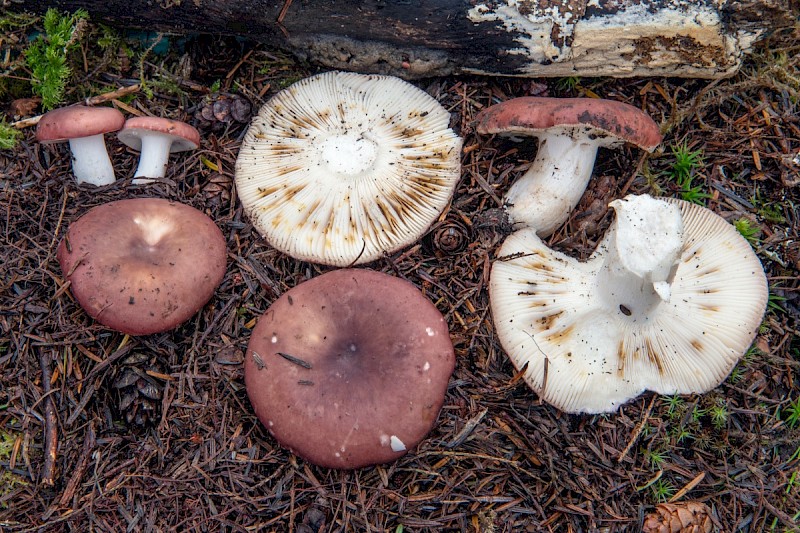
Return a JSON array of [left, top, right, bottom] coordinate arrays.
[[0, 8, 798, 533]]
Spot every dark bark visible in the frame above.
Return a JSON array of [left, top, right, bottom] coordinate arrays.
[[11, 0, 798, 79]]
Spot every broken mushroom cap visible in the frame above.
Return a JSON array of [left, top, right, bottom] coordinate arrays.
[[57, 198, 227, 336], [36, 105, 125, 186], [474, 96, 662, 236], [244, 268, 455, 469], [490, 194, 768, 414], [235, 71, 462, 266], [117, 117, 200, 184]]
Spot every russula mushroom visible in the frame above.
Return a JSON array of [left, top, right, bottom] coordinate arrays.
[[36, 105, 125, 186], [57, 198, 227, 336], [474, 97, 662, 236], [490, 194, 768, 414], [117, 117, 200, 184], [244, 268, 455, 469], [235, 71, 462, 266]]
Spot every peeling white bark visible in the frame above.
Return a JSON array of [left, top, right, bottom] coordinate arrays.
[[467, 1, 762, 78]]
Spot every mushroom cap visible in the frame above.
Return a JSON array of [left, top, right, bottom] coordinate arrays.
[[57, 198, 227, 336], [117, 117, 200, 152], [235, 71, 462, 266], [474, 97, 663, 150], [36, 105, 125, 143], [244, 268, 455, 469], [490, 196, 768, 413]]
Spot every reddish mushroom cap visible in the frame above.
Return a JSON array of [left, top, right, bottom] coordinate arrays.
[[36, 105, 125, 143], [57, 198, 227, 335], [474, 97, 663, 150], [117, 117, 200, 152], [245, 269, 455, 469]]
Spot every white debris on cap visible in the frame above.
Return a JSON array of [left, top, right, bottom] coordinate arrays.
[[490, 194, 768, 414], [235, 71, 462, 266], [390, 435, 407, 452]]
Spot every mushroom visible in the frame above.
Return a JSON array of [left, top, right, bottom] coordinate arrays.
[[57, 198, 227, 336], [244, 268, 455, 469], [117, 117, 200, 184], [490, 194, 768, 414], [474, 97, 662, 236], [36, 105, 125, 186], [235, 71, 462, 266]]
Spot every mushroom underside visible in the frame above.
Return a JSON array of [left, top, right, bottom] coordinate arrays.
[[490, 196, 768, 414], [235, 71, 462, 266]]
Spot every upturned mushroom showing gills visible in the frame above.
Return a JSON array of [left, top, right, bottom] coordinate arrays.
[[474, 97, 662, 236], [36, 105, 125, 186], [490, 194, 768, 414], [235, 71, 462, 266], [244, 269, 455, 469], [57, 198, 227, 336]]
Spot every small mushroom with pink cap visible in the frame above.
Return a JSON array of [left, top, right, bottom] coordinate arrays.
[[474, 97, 662, 236], [36, 105, 125, 186], [245, 268, 455, 469], [57, 198, 227, 336], [117, 117, 200, 184]]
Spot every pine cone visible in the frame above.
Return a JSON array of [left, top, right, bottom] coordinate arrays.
[[112, 352, 165, 426], [642, 502, 713, 533], [426, 218, 471, 255], [194, 93, 252, 131]]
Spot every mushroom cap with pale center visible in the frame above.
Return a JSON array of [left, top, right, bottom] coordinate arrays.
[[235, 71, 462, 266], [490, 196, 768, 414], [244, 268, 455, 469], [57, 198, 227, 335]]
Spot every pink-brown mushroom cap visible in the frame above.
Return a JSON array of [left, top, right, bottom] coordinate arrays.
[[117, 116, 200, 152], [36, 105, 125, 142], [474, 97, 663, 150], [57, 198, 227, 336], [245, 269, 455, 469]]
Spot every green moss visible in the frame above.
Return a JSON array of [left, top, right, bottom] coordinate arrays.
[[0, 121, 20, 150], [0, 430, 27, 507], [24, 8, 89, 110]]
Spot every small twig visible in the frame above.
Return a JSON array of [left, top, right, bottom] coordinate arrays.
[[277, 352, 312, 369], [345, 239, 367, 268], [58, 422, 95, 507], [10, 115, 42, 130], [276, 0, 293, 37], [11, 84, 142, 129], [668, 471, 705, 503], [83, 339, 132, 383], [251, 351, 265, 370], [277, 0, 293, 23], [617, 394, 657, 463], [84, 83, 141, 106], [37, 351, 58, 486], [66, 379, 97, 427], [448, 407, 488, 448]]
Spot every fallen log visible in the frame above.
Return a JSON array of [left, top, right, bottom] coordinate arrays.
[[14, 0, 798, 79]]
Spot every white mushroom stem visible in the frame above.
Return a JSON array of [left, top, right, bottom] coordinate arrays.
[[68, 135, 116, 186], [596, 195, 684, 308], [505, 131, 603, 236], [132, 134, 174, 184]]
